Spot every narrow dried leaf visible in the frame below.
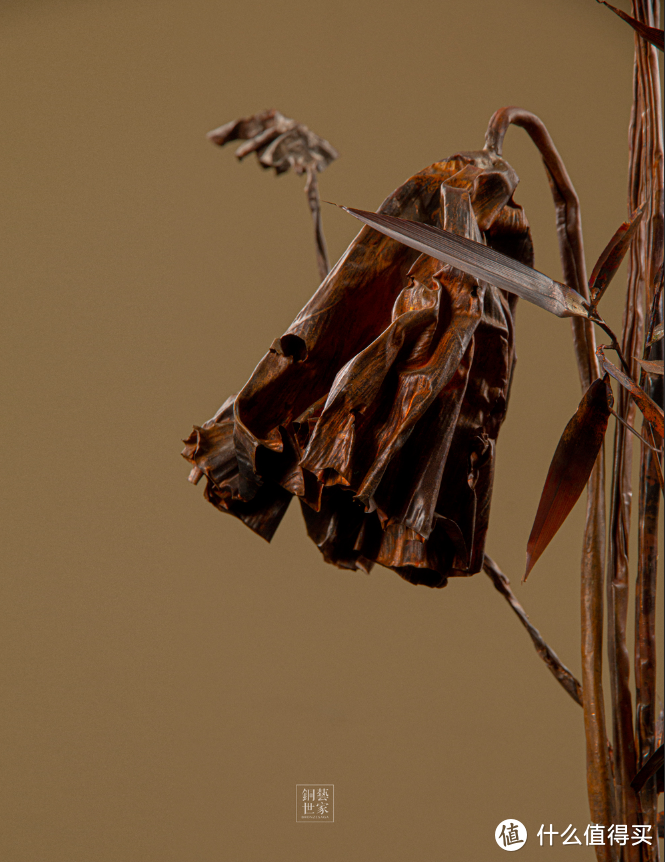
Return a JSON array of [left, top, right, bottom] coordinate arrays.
[[635, 358, 664, 375], [597, 347, 664, 437], [335, 205, 589, 318], [484, 556, 583, 705], [630, 744, 664, 793], [524, 376, 613, 580], [589, 204, 645, 308], [598, 0, 664, 51]]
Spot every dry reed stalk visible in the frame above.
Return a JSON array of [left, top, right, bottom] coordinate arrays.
[[304, 166, 330, 281], [604, 3, 664, 859], [629, 1, 663, 858]]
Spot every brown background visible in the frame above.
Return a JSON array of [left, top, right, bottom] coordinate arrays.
[[1, 1, 662, 860]]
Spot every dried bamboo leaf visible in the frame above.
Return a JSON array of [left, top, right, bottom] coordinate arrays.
[[484, 556, 583, 705], [335, 205, 589, 318], [524, 376, 613, 581], [597, 0, 664, 50], [635, 358, 664, 375], [588, 204, 645, 309], [597, 347, 664, 437]]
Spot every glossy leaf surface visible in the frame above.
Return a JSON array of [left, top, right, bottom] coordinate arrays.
[[337, 205, 589, 319], [183, 155, 534, 587]]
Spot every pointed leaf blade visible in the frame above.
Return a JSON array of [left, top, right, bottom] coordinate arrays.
[[335, 205, 589, 319], [524, 376, 613, 580], [598, 1, 664, 51], [589, 204, 645, 308], [635, 358, 665, 376]]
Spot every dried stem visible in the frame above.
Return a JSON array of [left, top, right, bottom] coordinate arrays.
[[485, 107, 614, 858], [484, 556, 582, 706], [305, 166, 330, 282], [591, 312, 633, 374], [632, 3, 663, 853], [610, 408, 663, 455], [607, 407, 641, 853], [604, 3, 665, 858]]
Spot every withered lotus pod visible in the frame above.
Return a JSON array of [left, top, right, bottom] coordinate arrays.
[[182, 149, 534, 588]]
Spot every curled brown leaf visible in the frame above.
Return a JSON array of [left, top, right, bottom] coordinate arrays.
[[207, 109, 338, 281], [207, 108, 338, 176]]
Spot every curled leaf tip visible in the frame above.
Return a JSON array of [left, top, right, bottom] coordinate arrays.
[[206, 109, 338, 176]]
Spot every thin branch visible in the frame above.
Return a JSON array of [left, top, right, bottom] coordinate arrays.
[[609, 408, 663, 454], [305, 166, 330, 281], [484, 556, 582, 706]]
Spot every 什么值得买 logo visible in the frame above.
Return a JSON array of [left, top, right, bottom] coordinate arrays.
[[495, 819, 527, 851]]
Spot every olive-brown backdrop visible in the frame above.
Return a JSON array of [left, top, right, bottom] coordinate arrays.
[[1, 1, 662, 860]]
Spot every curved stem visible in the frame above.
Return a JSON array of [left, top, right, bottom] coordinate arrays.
[[485, 107, 599, 386], [485, 108, 615, 856], [304, 166, 330, 282]]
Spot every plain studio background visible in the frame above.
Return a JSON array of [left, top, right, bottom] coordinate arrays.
[[1, 1, 662, 860]]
